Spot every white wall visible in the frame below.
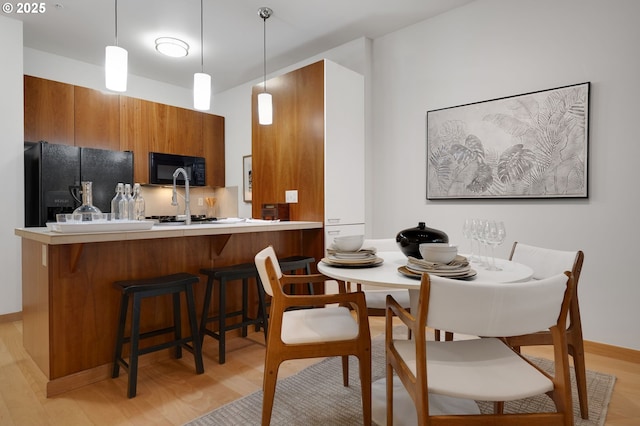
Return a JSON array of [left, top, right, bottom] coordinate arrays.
[[0, 16, 24, 315], [371, 0, 640, 350]]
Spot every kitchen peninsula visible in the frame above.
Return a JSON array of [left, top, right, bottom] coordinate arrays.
[[15, 220, 323, 396]]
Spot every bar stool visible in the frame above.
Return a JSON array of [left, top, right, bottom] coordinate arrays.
[[112, 272, 204, 398], [199, 263, 269, 364], [279, 255, 316, 295]]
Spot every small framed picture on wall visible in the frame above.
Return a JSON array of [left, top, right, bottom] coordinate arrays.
[[243, 155, 252, 202]]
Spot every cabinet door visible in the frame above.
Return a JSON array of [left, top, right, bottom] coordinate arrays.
[[24, 76, 74, 145], [324, 61, 365, 225], [119, 96, 148, 183], [203, 113, 225, 187], [74, 86, 120, 150], [146, 102, 203, 157]]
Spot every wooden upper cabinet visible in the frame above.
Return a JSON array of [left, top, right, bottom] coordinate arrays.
[[119, 96, 148, 183], [25, 75, 225, 187], [203, 113, 225, 187], [24, 76, 74, 145], [74, 86, 120, 150]]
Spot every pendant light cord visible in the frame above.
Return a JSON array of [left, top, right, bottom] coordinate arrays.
[[114, 0, 118, 46], [262, 15, 267, 93], [200, 0, 204, 72]]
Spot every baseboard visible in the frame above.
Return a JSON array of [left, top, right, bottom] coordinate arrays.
[[584, 340, 640, 364], [0, 311, 22, 323]]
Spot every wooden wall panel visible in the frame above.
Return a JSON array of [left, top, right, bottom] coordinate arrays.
[[24, 76, 74, 145], [203, 113, 225, 187], [74, 86, 120, 150], [251, 60, 325, 222]]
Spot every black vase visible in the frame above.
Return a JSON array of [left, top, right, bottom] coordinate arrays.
[[396, 222, 449, 258]]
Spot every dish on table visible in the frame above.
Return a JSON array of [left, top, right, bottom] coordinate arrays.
[[320, 256, 384, 268], [397, 265, 477, 280]]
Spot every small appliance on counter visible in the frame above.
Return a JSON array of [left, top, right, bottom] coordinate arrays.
[[261, 203, 289, 220]]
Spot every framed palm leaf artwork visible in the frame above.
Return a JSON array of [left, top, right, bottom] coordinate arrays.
[[426, 82, 589, 199]]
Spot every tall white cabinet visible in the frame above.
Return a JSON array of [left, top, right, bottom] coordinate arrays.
[[323, 60, 365, 250]]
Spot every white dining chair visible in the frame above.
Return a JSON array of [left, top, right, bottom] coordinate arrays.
[[385, 271, 575, 425], [254, 246, 372, 426], [506, 241, 587, 419]]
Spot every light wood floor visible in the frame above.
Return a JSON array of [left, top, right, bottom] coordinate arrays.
[[0, 317, 638, 425]]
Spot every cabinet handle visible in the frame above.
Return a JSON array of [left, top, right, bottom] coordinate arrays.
[[327, 230, 340, 235], [327, 218, 341, 224]]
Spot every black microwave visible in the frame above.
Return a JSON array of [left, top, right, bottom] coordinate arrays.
[[149, 152, 206, 186]]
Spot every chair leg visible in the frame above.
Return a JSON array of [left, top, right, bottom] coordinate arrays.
[[241, 278, 249, 337], [185, 284, 205, 374], [358, 352, 372, 426], [494, 401, 504, 414], [341, 355, 349, 386], [218, 277, 227, 364], [173, 292, 183, 359], [112, 292, 129, 378], [386, 363, 394, 426], [569, 339, 589, 419], [261, 355, 281, 426], [127, 293, 142, 398], [199, 276, 214, 346]]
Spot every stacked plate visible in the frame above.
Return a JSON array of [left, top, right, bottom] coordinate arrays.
[[398, 255, 476, 279], [321, 247, 384, 268]]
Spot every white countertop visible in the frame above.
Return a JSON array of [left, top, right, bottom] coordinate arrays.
[[15, 220, 323, 245]]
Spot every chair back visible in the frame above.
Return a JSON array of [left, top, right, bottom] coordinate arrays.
[[363, 238, 399, 252], [255, 246, 283, 297], [510, 242, 583, 281], [423, 273, 572, 338]]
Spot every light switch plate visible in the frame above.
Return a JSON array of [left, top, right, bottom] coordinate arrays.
[[285, 190, 298, 203]]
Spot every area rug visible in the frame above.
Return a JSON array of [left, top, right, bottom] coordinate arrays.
[[186, 333, 615, 426]]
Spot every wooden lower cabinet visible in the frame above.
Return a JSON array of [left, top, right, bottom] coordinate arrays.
[[21, 228, 322, 396]]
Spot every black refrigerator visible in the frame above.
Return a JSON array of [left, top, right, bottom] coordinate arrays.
[[24, 141, 134, 227]]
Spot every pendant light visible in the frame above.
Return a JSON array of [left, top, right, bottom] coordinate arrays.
[[258, 7, 273, 125], [105, 0, 128, 92], [193, 0, 211, 110]]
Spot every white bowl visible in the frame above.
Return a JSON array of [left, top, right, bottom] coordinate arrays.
[[419, 243, 458, 263], [333, 235, 364, 252]]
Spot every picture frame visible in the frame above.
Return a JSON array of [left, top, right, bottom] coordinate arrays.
[[243, 155, 252, 202], [426, 82, 590, 199]]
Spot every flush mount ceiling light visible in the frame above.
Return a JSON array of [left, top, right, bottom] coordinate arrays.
[[105, 0, 127, 92], [258, 7, 273, 125], [155, 37, 189, 57], [193, 0, 211, 110]]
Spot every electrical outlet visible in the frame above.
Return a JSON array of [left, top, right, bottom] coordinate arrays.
[[285, 190, 298, 203], [197, 197, 204, 206]]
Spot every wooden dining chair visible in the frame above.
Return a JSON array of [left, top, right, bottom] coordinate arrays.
[[505, 241, 587, 419], [254, 246, 372, 426], [385, 272, 575, 425]]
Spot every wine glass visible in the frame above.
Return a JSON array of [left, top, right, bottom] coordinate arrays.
[[462, 219, 475, 262], [485, 220, 506, 271]]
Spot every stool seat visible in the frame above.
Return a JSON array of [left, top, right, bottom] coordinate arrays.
[[112, 272, 204, 398]]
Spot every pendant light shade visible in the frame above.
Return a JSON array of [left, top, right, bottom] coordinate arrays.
[[258, 92, 272, 125], [258, 7, 273, 125], [105, 0, 127, 92], [193, 0, 211, 110], [194, 72, 211, 111], [105, 45, 128, 92]]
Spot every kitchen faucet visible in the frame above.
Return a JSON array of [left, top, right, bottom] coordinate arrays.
[[171, 168, 191, 225]]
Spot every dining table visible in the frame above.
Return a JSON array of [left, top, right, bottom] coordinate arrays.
[[318, 251, 534, 314], [317, 250, 535, 426]]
